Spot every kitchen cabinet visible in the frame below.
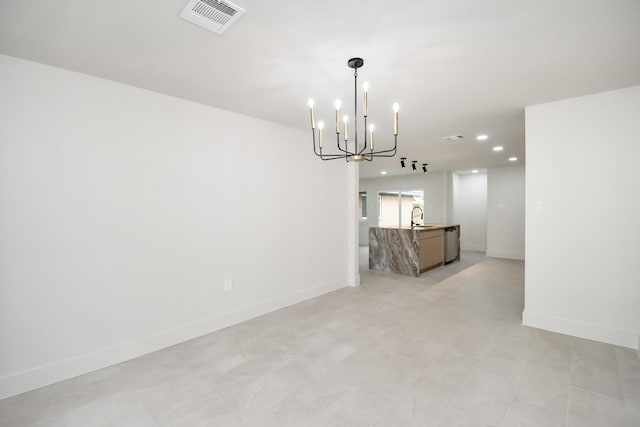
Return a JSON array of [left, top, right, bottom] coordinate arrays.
[[418, 229, 445, 273]]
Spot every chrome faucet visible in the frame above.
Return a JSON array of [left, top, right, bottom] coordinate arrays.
[[411, 206, 424, 227]]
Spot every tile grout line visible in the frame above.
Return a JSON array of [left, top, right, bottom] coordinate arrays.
[[434, 363, 476, 427], [565, 338, 576, 427]]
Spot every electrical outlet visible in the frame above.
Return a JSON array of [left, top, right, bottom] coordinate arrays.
[[224, 279, 232, 291]]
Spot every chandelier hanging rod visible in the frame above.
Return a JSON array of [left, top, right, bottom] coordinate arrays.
[[307, 57, 399, 162]]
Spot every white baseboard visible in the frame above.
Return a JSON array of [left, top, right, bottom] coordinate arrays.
[[522, 309, 639, 349], [486, 250, 525, 260], [0, 278, 346, 400], [348, 273, 361, 287]]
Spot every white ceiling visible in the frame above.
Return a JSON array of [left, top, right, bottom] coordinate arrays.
[[1, 0, 639, 178]]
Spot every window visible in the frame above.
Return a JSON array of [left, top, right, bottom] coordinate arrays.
[[377, 190, 424, 228], [358, 192, 367, 220]]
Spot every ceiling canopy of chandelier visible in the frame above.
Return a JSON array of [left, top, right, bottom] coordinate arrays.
[[307, 57, 399, 162]]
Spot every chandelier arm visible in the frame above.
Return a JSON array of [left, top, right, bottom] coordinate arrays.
[[320, 154, 347, 160], [320, 149, 352, 160], [358, 115, 368, 155], [319, 149, 356, 158], [312, 129, 351, 160], [366, 135, 398, 156], [369, 146, 397, 155], [335, 136, 351, 154], [318, 148, 348, 160], [368, 151, 397, 157], [358, 144, 372, 156], [319, 135, 396, 159], [315, 149, 347, 160], [368, 147, 398, 157], [335, 145, 352, 155], [311, 129, 321, 156], [367, 147, 398, 156]]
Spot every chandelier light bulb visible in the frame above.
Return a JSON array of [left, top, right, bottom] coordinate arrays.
[[369, 124, 375, 150], [393, 103, 399, 135], [363, 82, 369, 116], [334, 100, 342, 134], [308, 99, 315, 129], [343, 115, 349, 140], [317, 121, 324, 148]]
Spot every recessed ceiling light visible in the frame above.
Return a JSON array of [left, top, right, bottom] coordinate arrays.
[[476, 135, 488, 141], [508, 156, 518, 162], [493, 146, 504, 151], [472, 169, 479, 174], [380, 171, 387, 175]]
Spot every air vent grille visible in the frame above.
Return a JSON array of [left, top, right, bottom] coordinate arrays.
[[180, 0, 245, 35], [200, 0, 236, 16]]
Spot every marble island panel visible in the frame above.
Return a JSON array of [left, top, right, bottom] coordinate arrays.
[[369, 225, 460, 277], [369, 228, 420, 276]]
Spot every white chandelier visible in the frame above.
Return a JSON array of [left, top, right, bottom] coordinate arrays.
[[307, 57, 399, 162]]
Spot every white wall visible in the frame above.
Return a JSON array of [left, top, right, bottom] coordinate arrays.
[[0, 54, 350, 398], [486, 165, 525, 260], [452, 172, 487, 252], [524, 85, 640, 349], [358, 172, 448, 245]]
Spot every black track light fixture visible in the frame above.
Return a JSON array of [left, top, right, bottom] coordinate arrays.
[[400, 158, 430, 173]]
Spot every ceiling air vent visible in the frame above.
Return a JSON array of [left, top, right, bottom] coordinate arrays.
[[180, 0, 245, 35], [443, 134, 465, 141]]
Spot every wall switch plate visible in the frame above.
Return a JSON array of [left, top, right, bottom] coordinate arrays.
[[224, 279, 232, 291], [534, 200, 544, 213]]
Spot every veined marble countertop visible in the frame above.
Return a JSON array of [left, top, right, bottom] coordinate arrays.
[[373, 224, 450, 231]]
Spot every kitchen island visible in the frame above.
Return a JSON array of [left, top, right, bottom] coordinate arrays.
[[369, 224, 460, 277]]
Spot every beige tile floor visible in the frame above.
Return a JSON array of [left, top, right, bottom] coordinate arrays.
[[1, 250, 639, 426]]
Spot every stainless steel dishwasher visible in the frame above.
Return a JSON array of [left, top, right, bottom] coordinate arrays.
[[445, 227, 457, 264]]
